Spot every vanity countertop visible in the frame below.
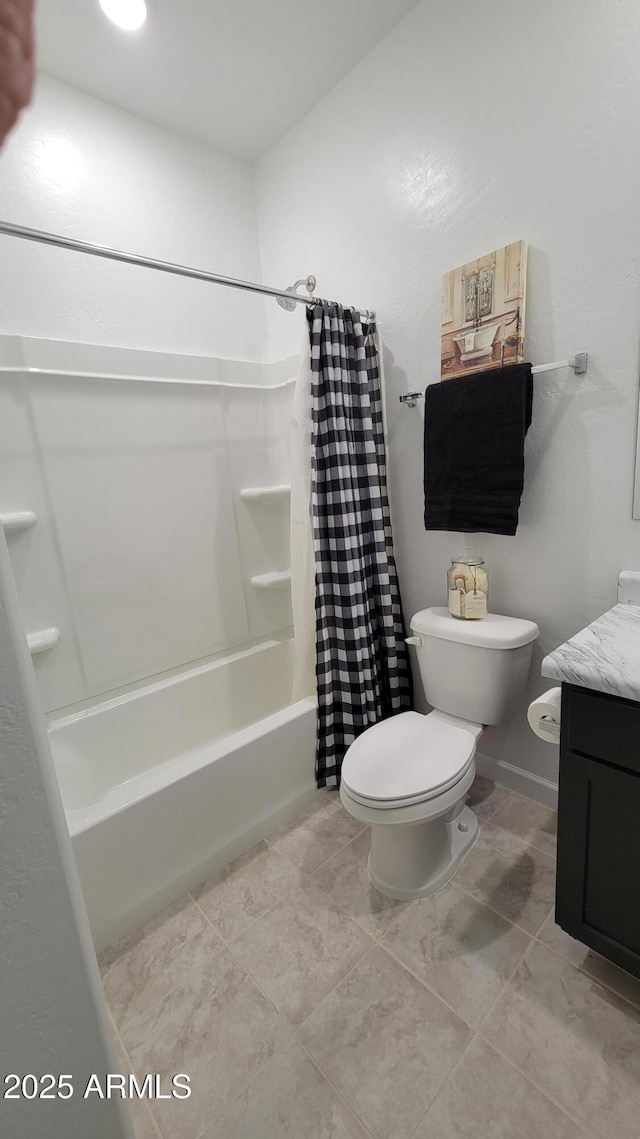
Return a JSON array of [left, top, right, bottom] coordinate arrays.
[[542, 598, 640, 702]]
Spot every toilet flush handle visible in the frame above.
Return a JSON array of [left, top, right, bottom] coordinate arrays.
[[405, 635, 422, 647]]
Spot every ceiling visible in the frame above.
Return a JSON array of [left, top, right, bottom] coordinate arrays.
[[35, 0, 421, 163]]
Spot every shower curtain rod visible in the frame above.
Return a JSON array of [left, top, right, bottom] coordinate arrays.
[[0, 220, 376, 320]]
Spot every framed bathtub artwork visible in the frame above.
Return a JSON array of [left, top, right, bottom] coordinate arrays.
[[440, 239, 528, 380]]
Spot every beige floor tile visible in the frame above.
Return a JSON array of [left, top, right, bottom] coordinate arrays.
[[102, 896, 222, 1037], [202, 1039, 368, 1139], [266, 795, 365, 873], [419, 1036, 588, 1138], [313, 830, 412, 937], [231, 882, 372, 1026], [454, 821, 556, 935], [98, 940, 126, 977], [480, 941, 640, 1139], [112, 1029, 164, 1139], [382, 883, 530, 1027], [121, 947, 290, 1139], [299, 946, 472, 1139], [491, 792, 557, 858], [128, 1098, 163, 1139], [538, 910, 640, 1009], [191, 840, 304, 940], [322, 785, 340, 800], [466, 774, 512, 822]]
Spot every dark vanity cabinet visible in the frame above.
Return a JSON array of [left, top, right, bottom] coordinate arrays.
[[556, 683, 640, 979]]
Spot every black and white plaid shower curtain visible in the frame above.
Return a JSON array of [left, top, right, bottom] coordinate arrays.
[[308, 302, 413, 788]]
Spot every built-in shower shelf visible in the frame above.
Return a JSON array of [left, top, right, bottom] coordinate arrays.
[[27, 627, 60, 655], [250, 570, 292, 590], [240, 484, 291, 501], [1, 510, 37, 532]]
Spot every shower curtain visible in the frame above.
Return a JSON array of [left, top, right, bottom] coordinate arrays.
[[308, 302, 413, 788]]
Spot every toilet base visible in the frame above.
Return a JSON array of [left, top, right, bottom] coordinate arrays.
[[367, 805, 478, 901]]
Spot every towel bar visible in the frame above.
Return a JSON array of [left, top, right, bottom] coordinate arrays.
[[399, 353, 588, 406]]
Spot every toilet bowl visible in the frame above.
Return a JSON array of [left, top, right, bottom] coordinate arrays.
[[340, 709, 483, 898], [340, 607, 539, 900]]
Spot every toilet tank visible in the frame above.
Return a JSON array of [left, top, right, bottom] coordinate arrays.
[[410, 607, 539, 726]]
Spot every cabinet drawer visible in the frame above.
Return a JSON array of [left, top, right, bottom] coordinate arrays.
[[564, 685, 640, 774]]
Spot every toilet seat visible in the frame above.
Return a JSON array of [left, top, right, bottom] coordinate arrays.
[[341, 710, 482, 810]]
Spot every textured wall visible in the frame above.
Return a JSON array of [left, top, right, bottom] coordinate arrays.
[[0, 74, 268, 360], [0, 529, 131, 1139], [255, 0, 640, 795]]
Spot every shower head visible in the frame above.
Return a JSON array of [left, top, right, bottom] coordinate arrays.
[[276, 275, 317, 311], [276, 292, 297, 313]]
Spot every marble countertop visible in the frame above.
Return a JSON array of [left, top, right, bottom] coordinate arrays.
[[542, 592, 640, 702]]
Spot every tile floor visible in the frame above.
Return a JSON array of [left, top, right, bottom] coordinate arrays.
[[100, 776, 640, 1139]]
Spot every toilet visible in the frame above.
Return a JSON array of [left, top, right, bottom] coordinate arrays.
[[340, 606, 539, 900]]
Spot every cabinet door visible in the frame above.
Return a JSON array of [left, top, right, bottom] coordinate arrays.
[[556, 750, 640, 978]]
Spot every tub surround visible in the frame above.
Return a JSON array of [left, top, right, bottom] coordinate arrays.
[[0, 334, 297, 716], [542, 572, 640, 702]]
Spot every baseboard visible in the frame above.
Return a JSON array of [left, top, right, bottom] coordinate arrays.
[[475, 750, 558, 810]]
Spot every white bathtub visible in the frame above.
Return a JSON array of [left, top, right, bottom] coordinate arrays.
[[47, 639, 316, 951]]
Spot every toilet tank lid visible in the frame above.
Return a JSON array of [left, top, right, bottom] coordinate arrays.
[[410, 607, 539, 650]]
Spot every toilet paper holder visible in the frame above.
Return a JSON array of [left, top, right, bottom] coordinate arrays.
[[538, 715, 560, 739]]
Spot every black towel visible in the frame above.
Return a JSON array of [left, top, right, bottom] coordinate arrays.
[[423, 362, 533, 536]]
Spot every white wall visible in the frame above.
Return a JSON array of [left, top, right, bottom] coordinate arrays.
[[0, 530, 130, 1139], [0, 74, 268, 360], [255, 0, 640, 794]]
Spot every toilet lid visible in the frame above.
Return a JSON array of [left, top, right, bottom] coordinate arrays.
[[341, 711, 481, 808]]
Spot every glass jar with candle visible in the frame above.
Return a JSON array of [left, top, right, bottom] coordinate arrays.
[[447, 548, 488, 620]]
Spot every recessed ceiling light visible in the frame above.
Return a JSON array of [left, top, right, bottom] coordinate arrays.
[[99, 0, 147, 31]]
